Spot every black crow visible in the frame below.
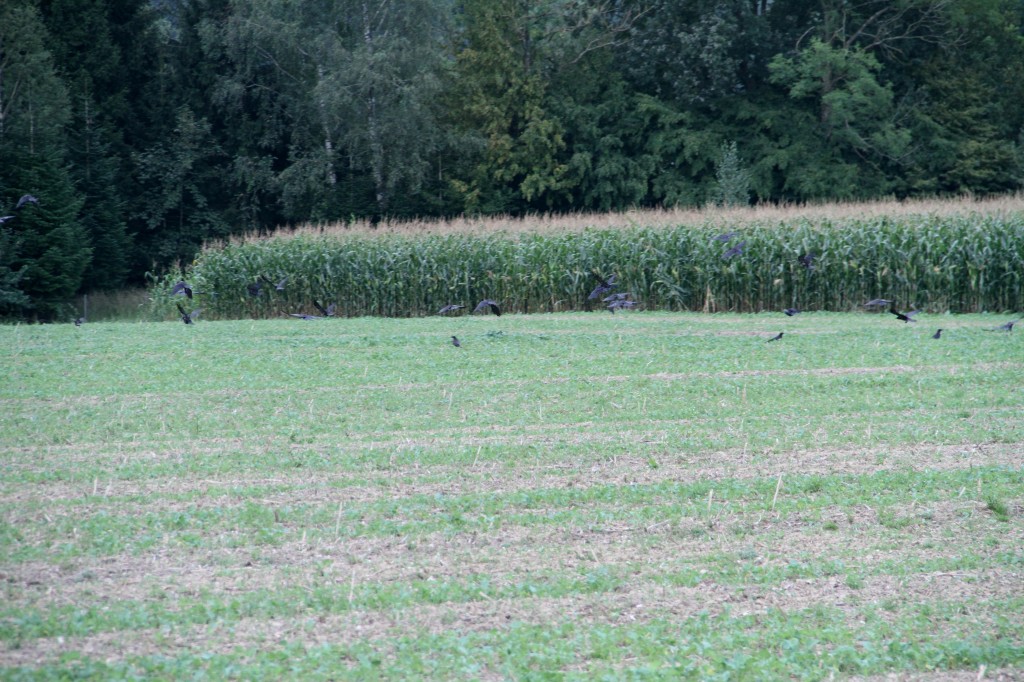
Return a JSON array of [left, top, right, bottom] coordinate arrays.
[[722, 241, 746, 259], [176, 302, 201, 324], [0, 216, 14, 224], [15, 194, 38, 210], [474, 299, 501, 316], [932, 329, 943, 339], [247, 281, 263, 297], [988, 319, 1018, 332], [607, 299, 638, 313], [313, 300, 336, 317], [288, 313, 320, 320], [74, 317, 85, 326], [783, 308, 800, 316], [798, 252, 815, 270], [863, 298, 892, 308], [438, 304, 465, 314], [259, 274, 287, 291], [767, 332, 783, 342], [889, 303, 918, 323], [451, 336, 461, 347], [171, 280, 193, 299], [713, 231, 738, 242], [588, 274, 617, 300], [602, 292, 631, 302]]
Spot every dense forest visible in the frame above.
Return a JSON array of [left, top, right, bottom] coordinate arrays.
[[2, 0, 1024, 318]]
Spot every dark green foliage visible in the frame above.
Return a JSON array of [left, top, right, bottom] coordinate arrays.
[[178, 212, 1024, 319], [4, 149, 90, 319], [3, 0, 1024, 321], [0, 228, 30, 314]]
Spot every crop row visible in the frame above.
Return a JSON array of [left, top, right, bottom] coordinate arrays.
[[160, 213, 1024, 317]]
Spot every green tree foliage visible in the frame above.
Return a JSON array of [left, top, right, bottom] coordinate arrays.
[[710, 141, 751, 207], [0, 1, 91, 318], [2, 0, 1024, 320], [768, 39, 910, 199], [133, 106, 229, 268], [40, 0, 161, 288]]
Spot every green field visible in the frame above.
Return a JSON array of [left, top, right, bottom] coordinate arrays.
[[1, 311, 1022, 680]]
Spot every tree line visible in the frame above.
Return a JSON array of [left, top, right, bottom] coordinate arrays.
[[2, 0, 1023, 319]]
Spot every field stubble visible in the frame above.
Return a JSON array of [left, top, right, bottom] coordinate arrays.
[[0, 311, 1022, 680]]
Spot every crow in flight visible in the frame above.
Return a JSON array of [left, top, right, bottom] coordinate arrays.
[[171, 280, 193, 299], [932, 329, 943, 339], [176, 302, 201, 324], [15, 194, 38, 210], [713, 231, 738, 242], [313, 300, 336, 317], [798, 252, 815, 271], [288, 313, 320, 320], [247, 281, 263, 297], [474, 299, 501, 316], [889, 303, 918, 323], [863, 298, 892, 308], [783, 308, 800, 316], [767, 332, 783, 342], [607, 299, 638, 313], [260, 274, 287, 291], [722, 241, 746, 259], [602, 292, 631, 302], [451, 336, 461, 347], [0, 216, 14, 224], [588, 274, 617, 300], [438, 304, 465, 314]]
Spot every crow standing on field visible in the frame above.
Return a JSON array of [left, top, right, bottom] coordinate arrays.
[[474, 299, 501, 316], [987, 319, 1018, 332], [932, 329, 943, 339], [451, 336, 461, 347], [767, 332, 783, 342], [783, 308, 800, 316]]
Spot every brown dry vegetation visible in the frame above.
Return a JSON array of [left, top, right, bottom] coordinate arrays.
[[236, 193, 1024, 241]]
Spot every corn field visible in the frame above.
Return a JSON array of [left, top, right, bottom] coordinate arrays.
[[159, 212, 1024, 318]]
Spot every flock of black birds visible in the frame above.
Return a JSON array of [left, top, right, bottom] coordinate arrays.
[[157, 261, 1019, 348]]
